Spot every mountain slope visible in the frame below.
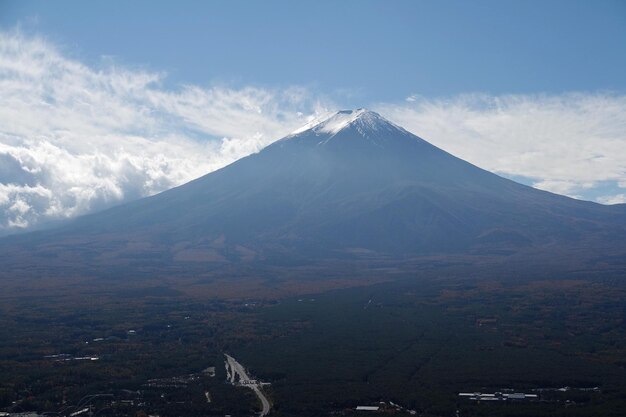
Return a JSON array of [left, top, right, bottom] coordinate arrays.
[[2, 109, 626, 274]]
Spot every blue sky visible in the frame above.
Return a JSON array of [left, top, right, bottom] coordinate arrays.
[[2, 0, 625, 101], [0, 0, 625, 232]]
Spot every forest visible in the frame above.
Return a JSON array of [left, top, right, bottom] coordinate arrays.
[[1, 273, 625, 416]]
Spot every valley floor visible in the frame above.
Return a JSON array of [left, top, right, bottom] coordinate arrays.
[[1, 272, 625, 416]]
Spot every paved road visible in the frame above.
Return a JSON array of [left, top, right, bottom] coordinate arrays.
[[225, 354, 271, 416]]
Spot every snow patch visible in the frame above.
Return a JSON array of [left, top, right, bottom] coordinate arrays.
[[289, 108, 397, 136], [317, 109, 370, 134], [279, 108, 416, 150]]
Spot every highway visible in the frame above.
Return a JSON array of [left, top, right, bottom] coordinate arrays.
[[225, 354, 271, 416]]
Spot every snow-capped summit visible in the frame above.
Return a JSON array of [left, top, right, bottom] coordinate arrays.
[[290, 109, 402, 136], [283, 108, 415, 149]]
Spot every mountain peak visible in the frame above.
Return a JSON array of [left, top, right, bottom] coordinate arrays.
[[289, 108, 399, 137], [313, 108, 378, 135], [280, 109, 414, 152]]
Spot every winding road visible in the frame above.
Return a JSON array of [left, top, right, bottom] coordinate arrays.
[[225, 354, 271, 416]]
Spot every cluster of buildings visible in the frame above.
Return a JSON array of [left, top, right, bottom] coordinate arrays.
[[354, 401, 417, 414], [458, 391, 538, 401], [0, 413, 45, 417]]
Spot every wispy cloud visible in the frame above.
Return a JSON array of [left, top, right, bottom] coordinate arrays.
[[597, 194, 626, 205], [376, 93, 626, 200], [0, 31, 331, 233]]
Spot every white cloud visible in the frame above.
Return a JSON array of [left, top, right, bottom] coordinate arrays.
[[597, 194, 626, 205], [0, 30, 332, 234], [376, 93, 626, 200]]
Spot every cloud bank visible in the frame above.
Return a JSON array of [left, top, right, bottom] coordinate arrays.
[[0, 31, 328, 234], [1, 31, 625, 234], [378, 94, 626, 202]]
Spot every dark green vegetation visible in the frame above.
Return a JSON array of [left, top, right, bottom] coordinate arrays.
[[236, 277, 626, 416], [0, 296, 266, 416], [1, 274, 625, 417]]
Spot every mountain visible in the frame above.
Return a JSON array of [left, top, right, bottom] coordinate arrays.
[[1, 109, 625, 282]]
